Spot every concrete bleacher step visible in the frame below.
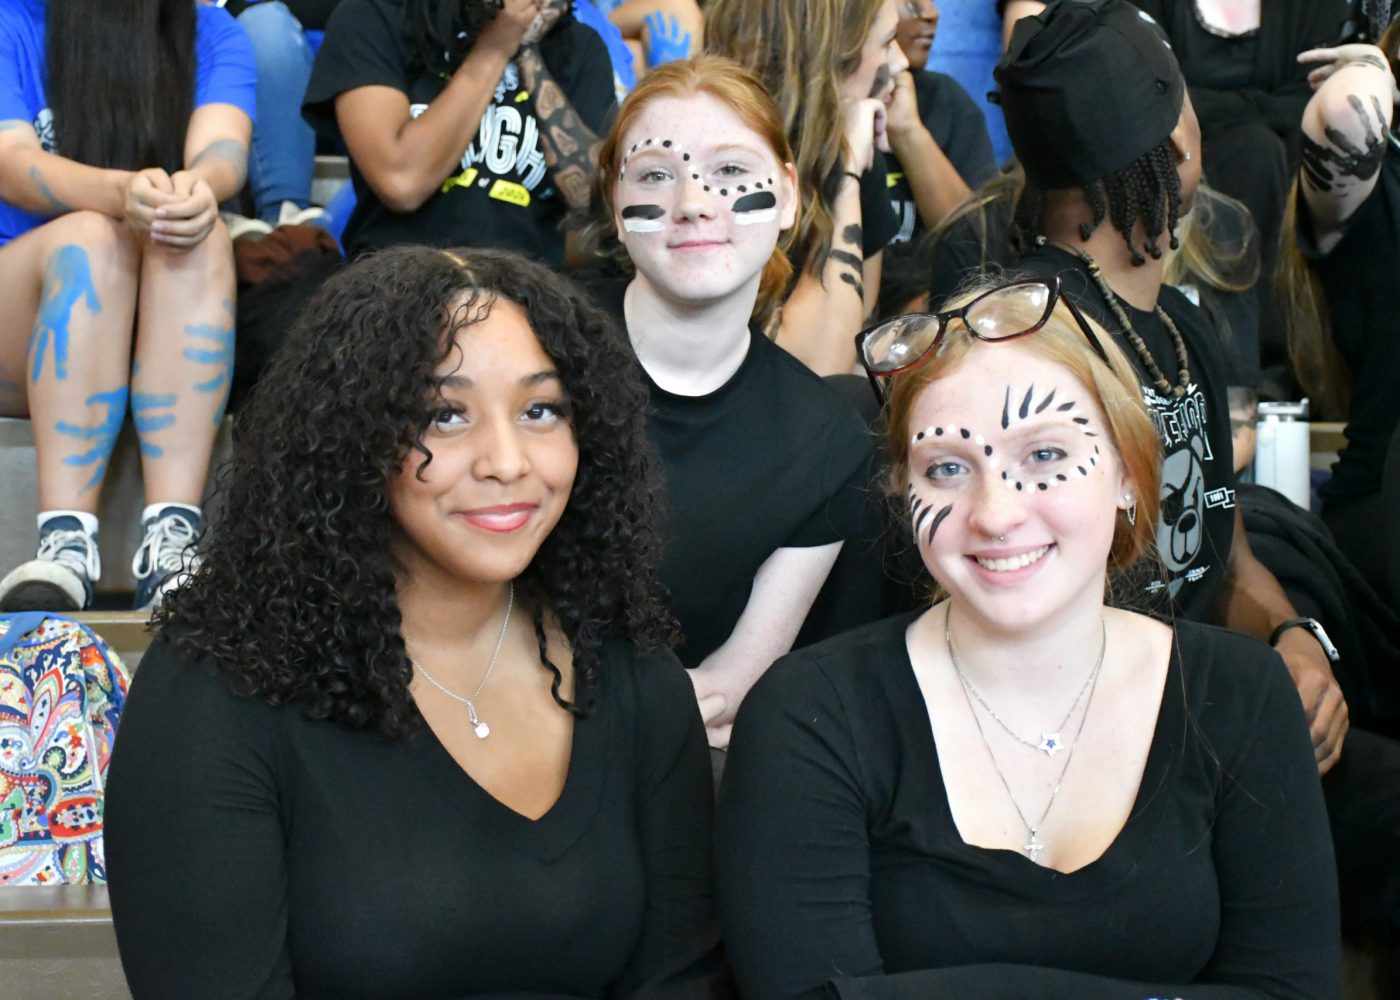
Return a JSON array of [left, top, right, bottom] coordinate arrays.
[[0, 885, 128, 1000]]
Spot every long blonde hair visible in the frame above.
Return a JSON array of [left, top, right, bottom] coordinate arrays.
[[706, 0, 887, 277]]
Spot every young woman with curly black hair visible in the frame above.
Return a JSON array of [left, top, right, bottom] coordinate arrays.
[[102, 245, 728, 998]]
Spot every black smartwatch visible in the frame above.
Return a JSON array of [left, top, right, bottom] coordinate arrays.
[[1268, 617, 1341, 665]]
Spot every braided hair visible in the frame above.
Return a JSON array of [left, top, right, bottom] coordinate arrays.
[[1078, 139, 1183, 266]]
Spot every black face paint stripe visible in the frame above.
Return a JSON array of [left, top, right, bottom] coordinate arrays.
[[1056, 400, 1075, 411], [1072, 416, 1089, 425], [926, 504, 953, 545], [1035, 387, 1055, 413], [1019, 385, 1034, 420], [1002, 387, 1011, 430], [732, 191, 777, 214], [621, 204, 665, 220]]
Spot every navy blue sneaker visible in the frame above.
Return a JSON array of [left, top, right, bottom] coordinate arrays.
[[0, 516, 100, 612], [132, 506, 202, 612]]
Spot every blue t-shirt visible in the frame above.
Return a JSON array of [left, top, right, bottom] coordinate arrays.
[[0, 0, 257, 244]]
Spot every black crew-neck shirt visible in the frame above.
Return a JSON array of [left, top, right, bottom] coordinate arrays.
[[583, 277, 877, 667], [304, 0, 616, 264]]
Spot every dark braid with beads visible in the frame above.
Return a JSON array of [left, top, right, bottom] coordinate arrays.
[[1075, 139, 1182, 267]]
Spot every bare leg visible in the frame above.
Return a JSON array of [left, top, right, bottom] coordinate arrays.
[[0, 212, 140, 512], [131, 219, 235, 506]]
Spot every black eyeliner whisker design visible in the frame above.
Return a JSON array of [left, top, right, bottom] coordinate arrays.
[[926, 504, 953, 546]]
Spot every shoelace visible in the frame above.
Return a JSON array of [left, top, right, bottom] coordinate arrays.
[[37, 527, 101, 582], [131, 515, 199, 579]]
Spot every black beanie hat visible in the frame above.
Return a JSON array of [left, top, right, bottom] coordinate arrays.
[[994, 0, 1185, 189]]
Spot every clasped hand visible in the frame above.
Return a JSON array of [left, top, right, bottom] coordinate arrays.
[[124, 167, 218, 251]]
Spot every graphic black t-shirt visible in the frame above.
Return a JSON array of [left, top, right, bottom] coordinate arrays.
[[1298, 151, 1400, 505], [304, 0, 616, 264], [583, 277, 877, 667], [885, 69, 998, 247], [1017, 245, 1237, 623]]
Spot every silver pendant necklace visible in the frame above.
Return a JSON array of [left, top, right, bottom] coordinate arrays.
[[412, 582, 514, 740], [946, 613, 1107, 862], [947, 617, 1104, 756]]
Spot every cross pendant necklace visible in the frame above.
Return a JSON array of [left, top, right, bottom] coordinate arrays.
[[1024, 829, 1045, 862]]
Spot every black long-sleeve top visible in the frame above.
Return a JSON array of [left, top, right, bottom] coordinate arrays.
[[716, 613, 1340, 999], [104, 635, 728, 999]]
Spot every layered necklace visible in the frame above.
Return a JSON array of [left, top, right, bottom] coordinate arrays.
[[1038, 236, 1192, 398], [412, 582, 514, 740], [946, 615, 1107, 863]]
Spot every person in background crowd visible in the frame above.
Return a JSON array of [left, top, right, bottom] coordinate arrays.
[[105, 246, 728, 997], [707, 0, 908, 375], [886, 0, 997, 245], [303, 0, 615, 265], [0, 0, 254, 611], [583, 56, 878, 748], [718, 275, 1339, 998], [1280, 12, 1400, 612]]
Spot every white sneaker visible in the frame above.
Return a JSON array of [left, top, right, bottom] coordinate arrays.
[[0, 516, 100, 612], [132, 507, 202, 612]]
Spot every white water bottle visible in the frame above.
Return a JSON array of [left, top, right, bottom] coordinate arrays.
[[1254, 400, 1311, 509]]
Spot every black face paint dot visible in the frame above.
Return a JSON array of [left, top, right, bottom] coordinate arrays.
[[959, 428, 970, 439], [1090, 456, 1097, 466], [984, 445, 993, 457], [662, 139, 672, 147], [682, 152, 690, 161], [934, 427, 944, 436], [1077, 466, 1086, 476], [691, 173, 699, 180], [1002, 470, 1009, 480], [703, 185, 710, 191], [1037, 482, 1048, 491], [1055, 473, 1066, 481], [1016, 482, 1023, 491], [738, 185, 747, 192], [621, 204, 665, 221], [644, 138, 653, 145], [915, 431, 925, 441]]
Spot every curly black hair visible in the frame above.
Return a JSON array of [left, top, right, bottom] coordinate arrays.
[[155, 245, 676, 737], [1077, 139, 1183, 267]]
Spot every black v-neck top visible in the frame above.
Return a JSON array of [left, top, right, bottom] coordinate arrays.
[[105, 635, 728, 999], [716, 613, 1339, 999]]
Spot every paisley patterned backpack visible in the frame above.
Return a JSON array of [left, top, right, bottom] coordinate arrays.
[[0, 613, 130, 885]]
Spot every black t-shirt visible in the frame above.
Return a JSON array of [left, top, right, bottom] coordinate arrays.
[[582, 278, 877, 667], [716, 613, 1338, 999], [1298, 151, 1400, 505], [105, 634, 726, 998], [303, 0, 616, 264], [860, 156, 901, 259], [885, 70, 998, 247], [1016, 244, 1237, 623]]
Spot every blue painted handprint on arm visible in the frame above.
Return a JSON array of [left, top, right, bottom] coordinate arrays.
[[644, 11, 692, 68]]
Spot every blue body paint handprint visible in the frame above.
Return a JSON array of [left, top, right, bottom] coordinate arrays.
[[30, 245, 101, 384], [56, 386, 128, 492], [644, 12, 692, 67], [131, 392, 177, 458], [184, 300, 235, 425]]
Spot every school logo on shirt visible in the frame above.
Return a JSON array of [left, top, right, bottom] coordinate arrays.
[[420, 61, 549, 208], [1141, 383, 1229, 599]]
